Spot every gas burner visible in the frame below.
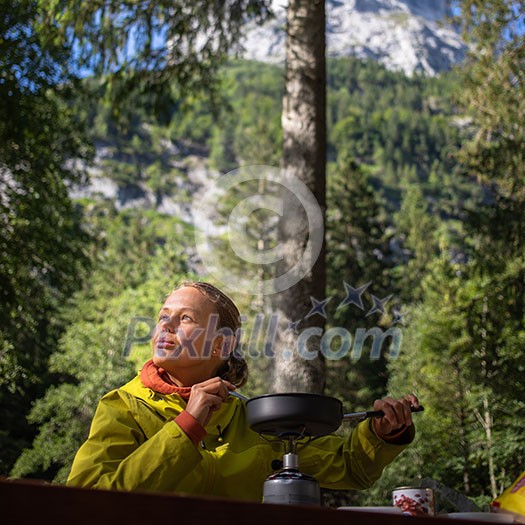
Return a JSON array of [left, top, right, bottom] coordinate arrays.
[[262, 435, 321, 506]]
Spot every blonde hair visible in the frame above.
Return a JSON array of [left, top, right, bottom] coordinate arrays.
[[174, 281, 248, 388]]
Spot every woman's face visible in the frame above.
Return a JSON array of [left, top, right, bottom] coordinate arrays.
[[152, 286, 224, 382]]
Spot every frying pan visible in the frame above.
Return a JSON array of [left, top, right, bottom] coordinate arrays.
[[231, 391, 424, 438]]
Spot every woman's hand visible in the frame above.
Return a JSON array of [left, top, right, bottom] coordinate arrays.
[[372, 394, 419, 436], [185, 377, 236, 427]]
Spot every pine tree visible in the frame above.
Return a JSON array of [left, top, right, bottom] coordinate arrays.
[[39, 0, 273, 118], [393, 181, 440, 302], [0, 0, 92, 475], [325, 154, 395, 410]]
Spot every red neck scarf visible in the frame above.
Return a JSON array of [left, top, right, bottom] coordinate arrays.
[[140, 359, 192, 400]]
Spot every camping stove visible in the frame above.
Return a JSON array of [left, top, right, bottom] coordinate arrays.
[[262, 435, 320, 506], [234, 388, 424, 506]]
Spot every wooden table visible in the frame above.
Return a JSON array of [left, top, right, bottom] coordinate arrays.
[[0, 477, 496, 524]]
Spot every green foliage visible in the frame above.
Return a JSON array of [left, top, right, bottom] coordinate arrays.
[[169, 95, 216, 145], [10, 203, 190, 482], [327, 57, 460, 170], [392, 182, 440, 301], [36, 0, 274, 122], [370, 255, 525, 509], [209, 61, 284, 169], [453, 1, 524, 201], [370, 2, 525, 509], [0, 0, 92, 475], [325, 154, 395, 412]]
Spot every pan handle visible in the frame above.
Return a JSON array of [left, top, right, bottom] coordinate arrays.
[[342, 405, 424, 421]]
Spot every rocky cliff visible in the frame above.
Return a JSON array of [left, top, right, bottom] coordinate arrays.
[[240, 0, 466, 76]]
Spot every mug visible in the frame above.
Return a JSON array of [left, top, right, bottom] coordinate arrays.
[[392, 486, 435, 516]]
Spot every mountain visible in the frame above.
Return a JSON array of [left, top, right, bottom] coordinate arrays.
[[239, 0, 466, 76]]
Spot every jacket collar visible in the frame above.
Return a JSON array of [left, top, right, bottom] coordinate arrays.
[[140, 359, 192, 398]]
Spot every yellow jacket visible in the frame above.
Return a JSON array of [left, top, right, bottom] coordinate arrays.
[[67, 374, 414, 501]]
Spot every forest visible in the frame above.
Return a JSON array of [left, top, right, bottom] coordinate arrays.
[[1, 0, 523, 512]]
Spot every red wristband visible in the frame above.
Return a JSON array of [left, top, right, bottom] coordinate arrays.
[[175, 410, 207, 446]]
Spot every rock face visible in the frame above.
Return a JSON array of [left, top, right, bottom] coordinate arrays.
[[70, 1, 467, 220], [240, 0, 466, 76]]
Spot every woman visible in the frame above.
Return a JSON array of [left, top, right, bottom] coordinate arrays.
[[67, 281, 419, 501]]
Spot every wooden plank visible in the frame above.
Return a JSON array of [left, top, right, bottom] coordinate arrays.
[[0, 477, 488, 524]]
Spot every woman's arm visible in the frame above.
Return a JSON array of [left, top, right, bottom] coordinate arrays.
[[300, 418, 415, 490], [67, 390, 202, 492]]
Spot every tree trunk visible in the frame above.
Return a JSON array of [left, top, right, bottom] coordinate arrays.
[[271, 0, 326, 393], [454, 363, 471, 495], [480, 295, 497, 499], [483, 397, 497, 499]]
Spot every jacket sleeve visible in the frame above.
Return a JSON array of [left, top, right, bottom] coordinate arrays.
[[66, 389, 202, 492], [300, 419, 415, 490]]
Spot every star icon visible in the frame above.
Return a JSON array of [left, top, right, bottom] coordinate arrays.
[[366, 294, 393, 317], [337, 281, 371, 310], [305, 296, 332, 319], [392, 308, 407, 325], [286, 319, 302, 332]]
